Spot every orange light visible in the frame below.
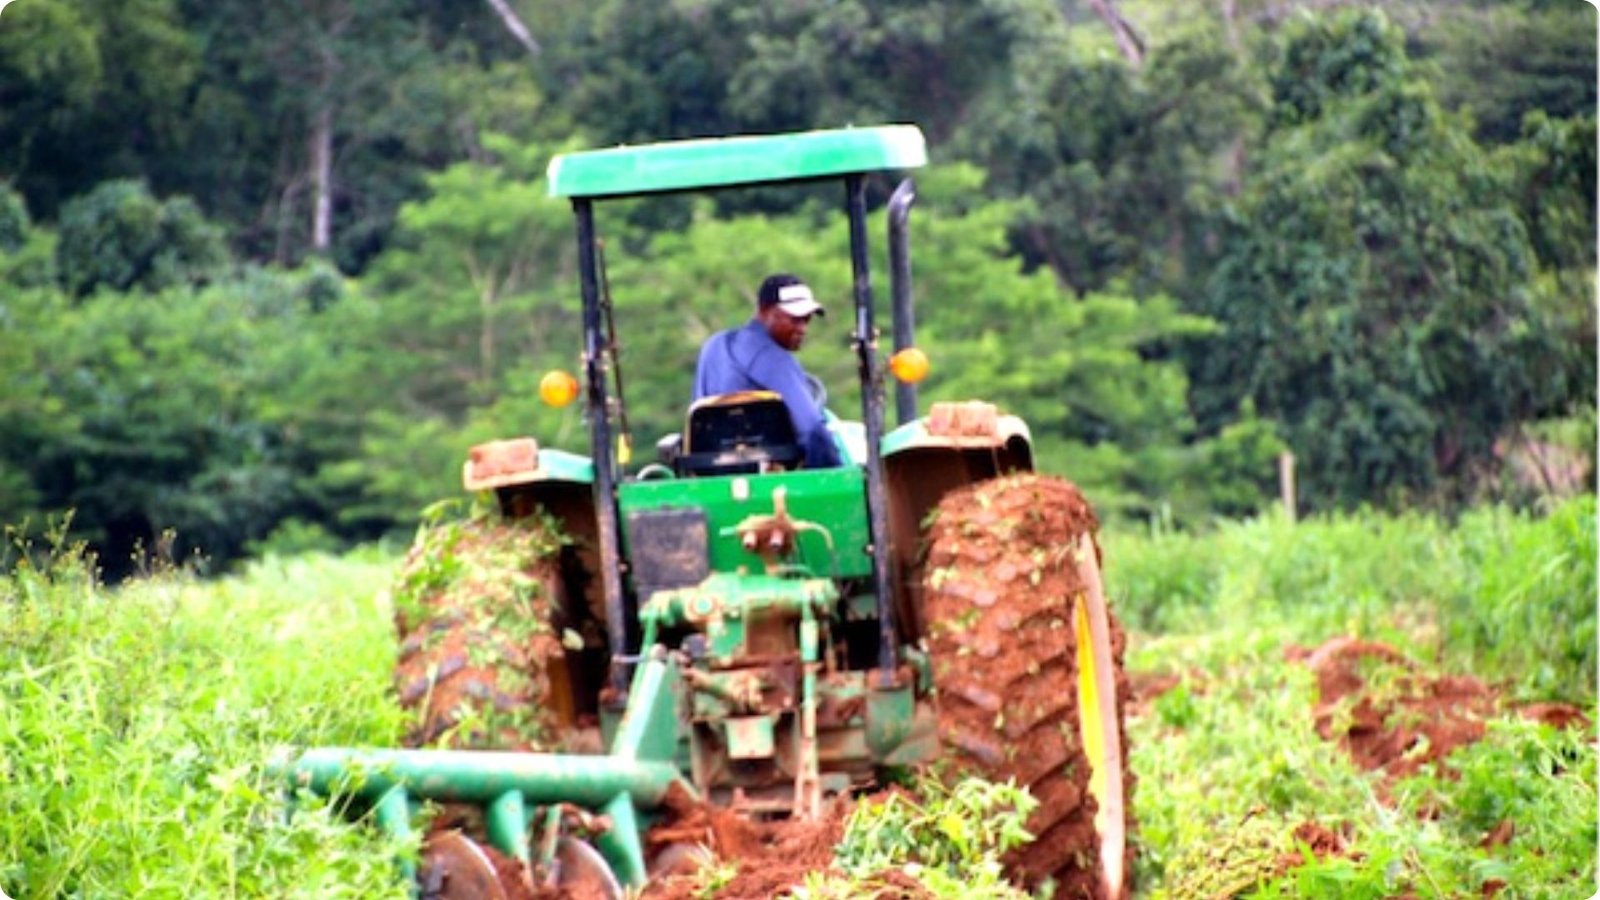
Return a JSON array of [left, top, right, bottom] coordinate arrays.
[[888, 347, 930, 384], [539, 370, 580, 407]]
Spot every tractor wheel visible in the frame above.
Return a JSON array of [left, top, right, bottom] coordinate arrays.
[[920, 474, 1133, 899], [391, 511, 574, 751]]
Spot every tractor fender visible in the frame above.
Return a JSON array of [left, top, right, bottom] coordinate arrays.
[[464, 437, 594, 491], [464, 437, 608, 664]]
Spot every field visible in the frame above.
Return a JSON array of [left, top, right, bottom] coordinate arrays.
[[1, 498, 1594, 899]]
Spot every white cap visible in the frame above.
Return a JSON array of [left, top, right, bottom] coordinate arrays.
[[775, 282, 824, 318]]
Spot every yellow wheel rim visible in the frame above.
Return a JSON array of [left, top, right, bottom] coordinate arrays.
[[1076, 596, 1109, 831], [1073, 535, 1126, 896]]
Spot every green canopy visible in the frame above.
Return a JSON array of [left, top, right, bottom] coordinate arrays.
[[547, 125, 927, 199]]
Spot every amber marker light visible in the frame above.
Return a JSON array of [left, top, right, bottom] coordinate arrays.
[[888, 347, 930, 384], [539, 370, 580, 407]]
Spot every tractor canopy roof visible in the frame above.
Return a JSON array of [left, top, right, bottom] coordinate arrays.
[[546, 125, 926, 200]]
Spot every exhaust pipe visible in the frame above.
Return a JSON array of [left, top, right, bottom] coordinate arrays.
[[887, 179, 917, 426]]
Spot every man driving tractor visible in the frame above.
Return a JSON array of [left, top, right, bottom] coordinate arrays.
[[693, 273, 843, 469]]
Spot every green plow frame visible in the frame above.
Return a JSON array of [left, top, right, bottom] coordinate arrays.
[[270, 654, 688, 889]]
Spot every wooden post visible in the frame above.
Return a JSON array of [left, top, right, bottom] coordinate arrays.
[[1278, 451, 1297, 523]]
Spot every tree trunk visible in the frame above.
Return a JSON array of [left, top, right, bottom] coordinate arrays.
[[1086, 0, 1145, 68], [310, 105, 333, 253], [483, 0, 541, 57], [1222, 0, 1240, 52]]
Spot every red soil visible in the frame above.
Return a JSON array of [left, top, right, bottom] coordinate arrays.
[[1292, 636, 1589, 784], [640, 782, 850, 900]]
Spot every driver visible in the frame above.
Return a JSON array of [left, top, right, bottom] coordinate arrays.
[[693, 273, 843, 469]]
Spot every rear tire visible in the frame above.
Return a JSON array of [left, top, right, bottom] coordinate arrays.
[[920, 474, 1132, 899], [391, 512, 570, 751]]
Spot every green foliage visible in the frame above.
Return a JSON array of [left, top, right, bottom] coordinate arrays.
[[1244, 716, 1597, 899], [1108, 496, 1597, 701], [0, 185, 30, 252], [0, 266, 358, 575], [0, 189, 56, 288], [1123, 631, 1363, 894], [555, 0, 1040, 149], [298, 136, 586, 522], [1421, 1, 1598, 146], [1444, 495, 1597, 700], [1499, 111, 1596, 273], [247, 519, 343, 558], [0, 0, 200, 216], [389, 498, 567, 636], [1130, 623, 1597, 899], [955, 13, 1261, 295], [55, 179, 230, 296], [1268, 9, 1406, 127], [0, 0, 1593, 567], [1192, 9, 1587, 509], [0, 534, 408, 898], [1182, 404, 1288, 519], [812, 776, 1035, 899]]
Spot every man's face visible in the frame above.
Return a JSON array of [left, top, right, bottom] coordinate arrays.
[[761, 307, 813, 351]]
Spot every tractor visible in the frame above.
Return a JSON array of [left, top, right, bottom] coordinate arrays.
[[273, 125, 1132, 898]]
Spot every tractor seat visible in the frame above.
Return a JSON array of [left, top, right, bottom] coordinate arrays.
[[676, 391, 803, 477]]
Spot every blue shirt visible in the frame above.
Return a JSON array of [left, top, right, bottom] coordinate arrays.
[[694, 320, 843, 468]]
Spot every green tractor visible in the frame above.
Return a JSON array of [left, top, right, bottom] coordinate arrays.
[[275, 125, 1132, 898]]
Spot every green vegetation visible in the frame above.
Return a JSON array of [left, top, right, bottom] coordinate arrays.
[[1130, 640, 1594, 898], [0, 1, 1591, 572], [1108, 494, 1596, 701], [796, 776, 1037, 899], [0, 533, 408, 898], [1111, 496, 1597, 897], [1, 1, 1591, 895]]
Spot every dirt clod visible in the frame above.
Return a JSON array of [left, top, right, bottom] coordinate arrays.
[[1300, 637, 1498, 782], [1274, 820, 1351, 872], [640, 782, 850, 900]]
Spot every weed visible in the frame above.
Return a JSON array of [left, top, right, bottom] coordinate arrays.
[[0, 546, 409, 897], [824, 775, 1036, 898]]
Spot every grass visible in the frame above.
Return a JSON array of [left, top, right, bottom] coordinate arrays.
[[0, 534, 410, 899], [1105, 495, 1596, 701], [1108, 496, 1597, 898]]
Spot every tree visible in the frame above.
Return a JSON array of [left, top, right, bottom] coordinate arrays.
[[54, 180, 230, 297], [1192, 10, 1585, 509], [949, 12, 1261, 297], [1, 274, 334, 575], [291, 136, 585, 524], [1420, 1, 1597, 146], [0, 0, 199, 216], [551, 0, 1064, 166]]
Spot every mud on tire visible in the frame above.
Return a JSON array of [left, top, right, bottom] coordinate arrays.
[[920, 474, 1133, 899]]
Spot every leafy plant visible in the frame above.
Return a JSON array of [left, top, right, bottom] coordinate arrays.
[[0, 538, 409, 897], [825, 775, 1037, 899]]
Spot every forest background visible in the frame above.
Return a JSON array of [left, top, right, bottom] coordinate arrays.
[[0, 0, 1593, 576]]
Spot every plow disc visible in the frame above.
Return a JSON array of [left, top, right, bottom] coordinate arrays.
[[420, 831, 507, 900]]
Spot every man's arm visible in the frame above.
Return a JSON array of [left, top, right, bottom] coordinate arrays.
[[747, 345, 842, 468]]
